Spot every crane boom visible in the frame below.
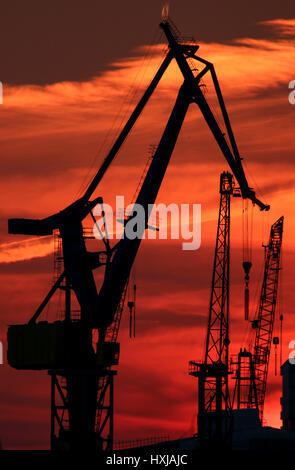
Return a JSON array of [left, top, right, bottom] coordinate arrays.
[[234, 217, 284, 421], [251, 216, 284, 422], [83, 51, 173, 201], [96, 83, 191, 327], [92, 22, 270, 328]]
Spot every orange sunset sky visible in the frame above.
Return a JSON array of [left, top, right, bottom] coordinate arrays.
[[0, 1, 295, 450]]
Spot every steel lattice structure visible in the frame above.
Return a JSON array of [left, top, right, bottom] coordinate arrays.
[[190, 172, 233, 441]]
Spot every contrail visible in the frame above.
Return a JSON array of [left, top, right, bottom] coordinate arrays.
[[0, 235, 53, 264]]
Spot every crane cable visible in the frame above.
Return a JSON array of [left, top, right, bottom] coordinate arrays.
[[242, 198, 254, 321]]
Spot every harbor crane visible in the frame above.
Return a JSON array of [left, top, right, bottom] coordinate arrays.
[[234, 216, 284, 423], [189, 171, 236, 444], [7, 19, 268, 452]]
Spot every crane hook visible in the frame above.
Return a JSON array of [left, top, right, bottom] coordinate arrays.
[[243, 261, 252, 321]]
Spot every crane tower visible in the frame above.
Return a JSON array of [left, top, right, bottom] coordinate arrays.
[[189, 172, 234, 443]]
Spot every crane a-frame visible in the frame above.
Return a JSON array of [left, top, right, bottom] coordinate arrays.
[[7, 19, 269, 452]]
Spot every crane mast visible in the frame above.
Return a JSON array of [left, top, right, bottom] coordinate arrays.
[[234, 217, 284, 423], [189, 172, 233, 443]]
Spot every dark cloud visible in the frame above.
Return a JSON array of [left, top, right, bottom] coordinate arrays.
[[1, 0, 295, 86]]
